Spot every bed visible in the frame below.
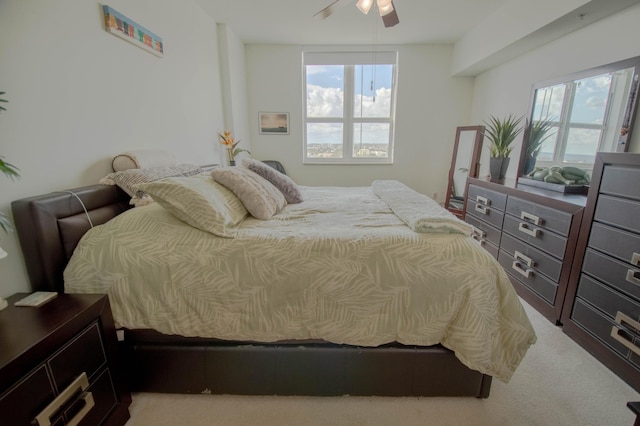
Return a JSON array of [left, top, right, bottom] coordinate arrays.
[[11, 162, 536, 398]]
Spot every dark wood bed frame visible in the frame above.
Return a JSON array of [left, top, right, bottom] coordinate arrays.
[[11, 183, 492, 397]]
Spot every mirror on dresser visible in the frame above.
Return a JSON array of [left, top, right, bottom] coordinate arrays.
[[517, 56, 640, 186], [444, 126, 484, 219]]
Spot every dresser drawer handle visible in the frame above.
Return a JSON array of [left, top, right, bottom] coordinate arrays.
[[626, 269, 640, 286], [514, 250, 534, 268], [476, 195, 490, 205], [475, 204, 489, 215], [35, 372, 95, 426], [611, 312, 640, 356], [520, 211, 542, 226], [512, 261, 532, 278], [518, 222, 540, 238], [631, 252, 640, 267], [472, 227, 486, 238], [471, 234, 486, 246]]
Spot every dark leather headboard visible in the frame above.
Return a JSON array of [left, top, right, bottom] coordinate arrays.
[[11, 184, 131, 293]]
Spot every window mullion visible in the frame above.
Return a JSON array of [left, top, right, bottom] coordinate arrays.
[[343, 65, 355, 160]]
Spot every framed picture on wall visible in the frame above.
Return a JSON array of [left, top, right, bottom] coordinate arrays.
[[259, 112, 289, 135]]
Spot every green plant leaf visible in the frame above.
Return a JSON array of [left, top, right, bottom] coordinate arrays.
[[483, 114, 524, 158]]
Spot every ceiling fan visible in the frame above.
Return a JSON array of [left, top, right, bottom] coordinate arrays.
[[314, 0, 400, 28]]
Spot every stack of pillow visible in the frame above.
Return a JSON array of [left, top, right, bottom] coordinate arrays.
[[102, 152, 303, 238]]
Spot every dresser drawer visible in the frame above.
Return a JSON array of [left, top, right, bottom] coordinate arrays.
[[576, 274, 640, 323], [500, 233, 563, 282], [588, 222, 640, 267], [49, 322, 107, 390], [498, 249, 558, 304], [594, 195, 640, 234], [466, 214, 501, 247], [600, 165, 640, 201], [502, 214, 567, 259], [572, 298, 632, 358], [467, 185, 507, 211], [465, 199, 505, 229], [505, 196, 572, 236], [583, 249, 640, 302]]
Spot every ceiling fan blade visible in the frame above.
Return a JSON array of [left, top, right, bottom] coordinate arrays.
[[313, 0, 351, 20], [381, 2, 399, 27]]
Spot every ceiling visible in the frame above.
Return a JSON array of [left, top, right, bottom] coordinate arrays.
[[194, 0, 507, 45]]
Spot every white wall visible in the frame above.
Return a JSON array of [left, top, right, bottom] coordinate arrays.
[[470, 3, 640, 180], [0, 0, 224, 296], [245, 44, 475, 198]]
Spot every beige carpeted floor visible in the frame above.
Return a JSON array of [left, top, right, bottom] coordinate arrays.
[[124, 300, 639, 426]]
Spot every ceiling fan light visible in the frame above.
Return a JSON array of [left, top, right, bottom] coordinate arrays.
[[377, 0, 394, 17], [356, 0, 374, 14]]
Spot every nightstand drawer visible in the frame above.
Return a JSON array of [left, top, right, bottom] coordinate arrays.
[[506, 196, 572, 236], [583, 248, 640, 302], [0, 365, 56, 426], [50, 322, 107, 390], [502, 214, 567, 259], [467, 185, 507, 211]]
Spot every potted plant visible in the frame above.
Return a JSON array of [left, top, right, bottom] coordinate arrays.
[[522, 117, 555, 175], [484, 114, 524, 181]]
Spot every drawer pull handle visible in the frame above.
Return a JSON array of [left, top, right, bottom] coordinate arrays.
[[518, 222, 540, 238], [471, 234, 486, 246], [512, 261, 532, 278], [476, 195, 490, 205], [514, 250, 534, 268], [520, 211, 542, 226], [626, 269, 640, 286], [35, 372, 95, 426], [631, 252, 640, 267], [475, 204, 489, 215], [472, 227, 486, 238], [611, 312, 640, 356]]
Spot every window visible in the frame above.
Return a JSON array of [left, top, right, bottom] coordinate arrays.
[[531, 67, 635, 167], [303, 51, 398, 164]]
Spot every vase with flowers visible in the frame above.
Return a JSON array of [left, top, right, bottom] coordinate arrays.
[[218, 131, 250, 166]]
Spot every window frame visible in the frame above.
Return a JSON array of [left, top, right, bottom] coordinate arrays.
[[302, 51, 398, 164]]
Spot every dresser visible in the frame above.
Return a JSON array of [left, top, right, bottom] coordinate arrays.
[[465, 177, 585, 324], [562, 152, 640, 392], [0, 293, 131, 425]]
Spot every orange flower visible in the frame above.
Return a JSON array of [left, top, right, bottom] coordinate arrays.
[[218, 131, 250, 163]]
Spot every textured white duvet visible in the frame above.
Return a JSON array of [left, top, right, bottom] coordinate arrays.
[[64, 183, 536, 382]]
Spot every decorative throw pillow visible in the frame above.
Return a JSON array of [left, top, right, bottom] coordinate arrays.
[[139, 174, 248, 237], [210, 167, 287, 220], [100, 164, 203, 206], [111, 149, 177, 171], [241, 158, 303, 204]]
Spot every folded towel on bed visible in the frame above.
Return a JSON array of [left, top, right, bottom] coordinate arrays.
[[372, 180, 473, 235]]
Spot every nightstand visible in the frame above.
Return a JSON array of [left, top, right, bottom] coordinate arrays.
[[0, 293, 131, 425]]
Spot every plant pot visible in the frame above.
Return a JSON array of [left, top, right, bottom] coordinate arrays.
[[229, 160, 235, 166], [523, 156, 537, 176], [489, 157, 510, 181]]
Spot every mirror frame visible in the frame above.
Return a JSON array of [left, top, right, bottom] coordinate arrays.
[[445, 125, 484, 219], [517, 56, 640, 180]]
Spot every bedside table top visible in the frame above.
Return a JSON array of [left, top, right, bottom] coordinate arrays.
[[0, 293, 108, 388]]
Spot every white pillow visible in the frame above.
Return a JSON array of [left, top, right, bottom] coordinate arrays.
[[241, 158, 303, 204], [139, 174, 248, 237], [210, 167, 286, 220]]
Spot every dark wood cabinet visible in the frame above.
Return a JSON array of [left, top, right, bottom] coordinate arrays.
[[465, 177, 585, 324], [562, 152, 640, 392], [0, 293, 131, 425]]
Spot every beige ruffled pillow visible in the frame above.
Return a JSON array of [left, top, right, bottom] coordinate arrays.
[[210, 167, 286, 220]]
